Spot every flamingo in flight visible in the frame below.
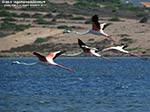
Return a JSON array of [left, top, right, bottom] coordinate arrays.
[[78, 39, 117, 62], [101, 45, 149, 60], [78, 39, 101, 57], [63, 15, 115, 43], [33, 51, 73, 71]]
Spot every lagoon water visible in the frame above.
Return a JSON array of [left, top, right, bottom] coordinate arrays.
[[0, 57, 150, 112]]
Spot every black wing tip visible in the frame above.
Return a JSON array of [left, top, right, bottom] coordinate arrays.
[[56, 50, 66, 56], [102, 23, 112, 30], [78, 38, 81, 44], [78, 38, 84, 43], [78, 38, 81, 42], [78, 39, 86, 47], [33, 52, 41, 56]]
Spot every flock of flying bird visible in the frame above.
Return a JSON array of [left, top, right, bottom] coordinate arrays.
[[12, 15, 149, 71]]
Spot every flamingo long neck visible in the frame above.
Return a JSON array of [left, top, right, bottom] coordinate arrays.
[[12, 61, 37, 66], [71, 30, 90, 35]]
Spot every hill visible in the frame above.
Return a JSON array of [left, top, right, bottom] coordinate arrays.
[[0, 0, 150, 57]]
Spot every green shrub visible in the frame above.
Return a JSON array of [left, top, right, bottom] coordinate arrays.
[[119, 37, 134, 44], [112, 9, 117, 13], [26, 32, 31, 35], [74, 1, 98, 9], [136, 13, 146, 18], [55, 13, 73, 19], [117, 3, 140, 11], [2, 17, 16, 22], [0, 11, 11, 17], [84, 20, 92, 24], [51, 18, 56, 22], [0, 22, 30, 31], [0, 5, 13, 10], [57, 25, 75, 29], [34, 18, 55, 25], [139, 17, 148, 23], [88, 38, 95, 41], [108, 17, 120, 21], [126, 47, 139, 51], [0, 22, 17, 30], [44, 13, 53, 18], [0, 31, 8, 38], [0, 11, 18, 17], [32, 13, 43, 18], [119, 34, 130, 37], [19, 13, 31, 18], [15, 24, 31, 31], [70, 16, 85, 20], [34, 37, 48, 43]]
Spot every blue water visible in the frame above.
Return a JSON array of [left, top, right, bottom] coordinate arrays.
[[0, 57, 150, 112]]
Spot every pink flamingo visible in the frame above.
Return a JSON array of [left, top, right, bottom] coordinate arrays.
[[101, 45, 149, 60], [63, 15, 115, 43], [78, 39, 101, 57], [33, 51, 73, 71]]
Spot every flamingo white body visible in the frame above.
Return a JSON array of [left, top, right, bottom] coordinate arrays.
[[33, 51, 73, 71], [78, 39, 101, 57], [77, 39, 117, 62], [101, 45, 149, 60], [102, 45, 129, 54]]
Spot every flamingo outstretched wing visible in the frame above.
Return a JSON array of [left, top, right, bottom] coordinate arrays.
[[54, 51, 65, 60], [100, 23, 112, 30], [78, 39, 95, 50], [78, 39, 86, 47], [46, 51, 65, 60], [33, 52, 47, 62], [78, 39, 100, 57]]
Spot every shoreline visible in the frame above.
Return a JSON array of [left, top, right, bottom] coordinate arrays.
[[0, 52, 150, 58]]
